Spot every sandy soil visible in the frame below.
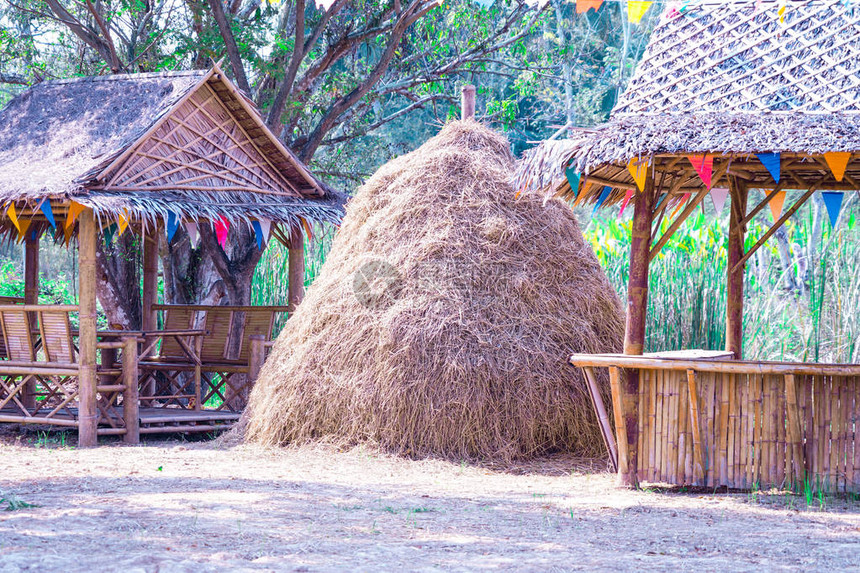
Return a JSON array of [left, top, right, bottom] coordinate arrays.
[[2, 431, 860, 572]]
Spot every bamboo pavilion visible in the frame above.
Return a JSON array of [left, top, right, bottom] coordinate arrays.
[[518, 1, 860, 492], [0, 64, 345, 446]]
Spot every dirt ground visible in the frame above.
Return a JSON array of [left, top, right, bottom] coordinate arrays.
[[2, 431, 860, 572]]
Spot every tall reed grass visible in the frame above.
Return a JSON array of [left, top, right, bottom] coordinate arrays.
[[584, 192, 860, 362]]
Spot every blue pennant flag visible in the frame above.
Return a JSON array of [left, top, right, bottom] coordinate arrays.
[[251, 220, 264, 249], [654, 193, 667, 211], [756, 152, 781, 183], [565, 165, 581, 199], [821, 191, 844, 228], [40, 200, 56, 229], [166, 212, 180, 242], [592, 186, 612, 217]]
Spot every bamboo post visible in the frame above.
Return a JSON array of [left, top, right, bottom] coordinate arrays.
[[77, 209, 99, 447], [725, 177, 748, 359], [686, 369, 706, 484], [618, 177, 655, 487], [287, 225, 305, 314], [142, 227, 159, 334], [248, 335, 266, 385], [22, 232, 39, 409], [461, 85, 476, 120], [122, 335, 139, 444]]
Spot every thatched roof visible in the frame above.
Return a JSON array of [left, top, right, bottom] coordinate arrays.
[[242, 121, 624, 462], [517, 1, 860, 203], [0, 65, 345, 228]]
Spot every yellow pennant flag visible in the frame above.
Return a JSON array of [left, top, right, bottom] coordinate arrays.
[[6, 204, 20, 233], [628, 0, 652, 24], [66, 201, 86, 230], [628, 157, 648, 192], [778, 0, 787, 23], [824, 152, 851, 182], [117, 209, 130, 237], [769, 191, 786, 221]]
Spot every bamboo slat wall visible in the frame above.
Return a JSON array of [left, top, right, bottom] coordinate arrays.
[[573, 354, 860, 493]]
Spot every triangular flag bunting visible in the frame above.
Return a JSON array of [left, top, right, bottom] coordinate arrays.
[[778, 0, 787, 23], [117, 210, 130, 237], [565, 165, 581, 199], [687, 154, 714, 189], [251, 220, 264, 249], [654, 193, 667, 211], [7, 204, 19, 233], [824, 152, 851, 182], [104, 223, 117, 246], [592, 186, 612, 217], [628, 157, 648, 192], [185, 222, 199, 248], [710, 187, 729, 214], [768, 191, 786, 221], [16, 219, 31, 244], [300, 217, 313, 240], [628, 0, 652, 23], [40, 200, 56, 229], [257, 219, 272, 248], [576, 0, 603, 13], [619, 189, 635, 218], [166, 211, 180, 242], [756, 153, 781, 183], [214, 216, 230, 249], [66, 201, 86, 230], [822, 192, 844, 228]]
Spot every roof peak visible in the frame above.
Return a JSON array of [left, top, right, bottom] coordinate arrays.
[[35, 69, 206, 89]]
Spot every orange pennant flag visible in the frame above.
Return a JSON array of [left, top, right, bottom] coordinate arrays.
[[824, 152, 851, 182], [628, 0, 652, 23], [769, 191, 786, 221], [628, 157, 648, 192], [7, 204, 19, 233], [66, 201, 86, 230], [670, 193, 690, 219], [117, 209, 130, 237], [576, 0, 603, 13], [16, 219, 31, 244]]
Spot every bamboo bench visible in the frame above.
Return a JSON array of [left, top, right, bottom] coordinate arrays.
[[572, 352, 860, 494], [0, 305, 139, 442], [138, 305, 286, 418]]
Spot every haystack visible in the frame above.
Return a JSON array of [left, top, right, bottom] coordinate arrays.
[[244, 120, 624, 461]]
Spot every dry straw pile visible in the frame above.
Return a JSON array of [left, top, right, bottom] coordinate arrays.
[[244, 120, 623, 461]]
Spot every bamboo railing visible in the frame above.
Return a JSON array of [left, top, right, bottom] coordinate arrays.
[[572, 353, 860, 493]]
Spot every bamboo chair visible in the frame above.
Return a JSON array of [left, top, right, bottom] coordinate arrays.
[[138, 306, 202, 409]]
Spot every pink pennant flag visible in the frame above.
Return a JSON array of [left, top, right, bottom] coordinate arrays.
[[710, 187, 729, 214], [619, 189, 635, 218], [214, 216, 230, 249], [185, 222, 199, 248], [687, 155, 714, 189]]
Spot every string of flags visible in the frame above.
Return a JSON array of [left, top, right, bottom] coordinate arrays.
[[569, 149, 856, 230]]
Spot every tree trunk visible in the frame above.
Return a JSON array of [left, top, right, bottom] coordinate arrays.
[[95, 233, 143, 330]]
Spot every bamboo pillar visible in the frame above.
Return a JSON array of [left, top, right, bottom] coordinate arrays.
[[77, 210, 99, 447], [461, 85, 476, 120], [142, 227, 158, 334], [726, 178, 748, 359], [619, 176, 656, 488], [287, 225, 305, 314], [122, 335, 139, 444], [22, 233, 39, 409]]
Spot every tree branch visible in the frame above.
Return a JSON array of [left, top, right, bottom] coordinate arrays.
[[209, 0, 252, 93]]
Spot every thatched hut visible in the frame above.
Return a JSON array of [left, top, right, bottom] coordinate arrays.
[[0, 64, 344, 446], [518, 2, 860, 491], [244, 120, 624, 462]]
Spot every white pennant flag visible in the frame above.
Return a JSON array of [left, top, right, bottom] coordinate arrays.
[[257, 219, 272, 246], [185, 222, 199, 248], [710, 187, 729, 214]]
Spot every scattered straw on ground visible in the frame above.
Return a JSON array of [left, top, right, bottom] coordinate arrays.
[[2, 435, 860, 572], [244, 120, 624, 461]]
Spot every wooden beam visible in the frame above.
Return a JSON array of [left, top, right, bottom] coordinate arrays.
[[77, 209, 99, 447], [22, 233, 39, 410], [649, 185, 711, 262], [784, 374, 805, 486], [731, 176, 827, 274], [608, 366, 627, 478], [725, 177, 748, 359], [122, 335, 139, 444], [686, 369, 706, 485], [287, 224, 305, 315]]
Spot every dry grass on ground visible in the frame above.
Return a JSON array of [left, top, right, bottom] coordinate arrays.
[[2, 432, 860, 572]]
